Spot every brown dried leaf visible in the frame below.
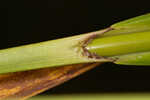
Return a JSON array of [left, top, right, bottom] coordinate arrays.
[[0, 63, 100, 100]]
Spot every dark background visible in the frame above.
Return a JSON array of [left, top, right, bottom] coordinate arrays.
[[1, 0, 150, 95]]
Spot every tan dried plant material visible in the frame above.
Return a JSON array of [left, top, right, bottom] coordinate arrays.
[[0, 63, 100, 100]]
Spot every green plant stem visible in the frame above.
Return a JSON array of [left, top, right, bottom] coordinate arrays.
[[114, 51, 150, 65], [103, 13, 150, 37], [86, 13, 150, 65], [0, 14, 150, 74], [86, 31, 150, 65], [86, 31, 150, 57], [0, 29, 110, 74]]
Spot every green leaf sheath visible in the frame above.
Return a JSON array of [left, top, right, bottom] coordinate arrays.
[[0, 30, 110, 74], [87, 13, 150, 65], [0, 35, 89, 74]]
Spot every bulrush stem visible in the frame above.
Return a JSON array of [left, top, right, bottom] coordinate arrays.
[[0, 29, 111, 74], [86, 13, 150, 66], [0, 14, 150, 74], [86, 31, 150, 57], [114, 51, 150, 65], [86, 31, 150, 65]]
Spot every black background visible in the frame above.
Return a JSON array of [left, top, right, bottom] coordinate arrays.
[[1, 0, 150, 95]]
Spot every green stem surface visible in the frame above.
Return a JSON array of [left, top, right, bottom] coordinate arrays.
[[0, 30, 109, 74], [0, 13, 150, 74], [87, 13, 150, 65], [86, 31, 150, 65], [86, 31, 150, 57], [114, 51, 150, 65]]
